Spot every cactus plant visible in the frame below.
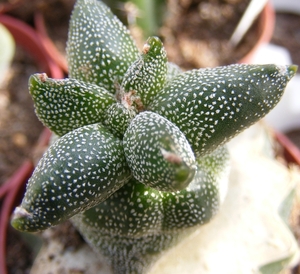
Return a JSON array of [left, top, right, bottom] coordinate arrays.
[[10, 0, 297, 273]]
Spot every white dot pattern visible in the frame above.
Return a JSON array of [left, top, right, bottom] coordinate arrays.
[[67, 0, 139, 93], [166, 62, 182, 83], [123, 111, 196, 192], [102, 102, 136, 138], [72, 146, 229, 273], [149, 64, 296, 157], [29, 74, 116, 136], [15, 123, 131, 231], [121, 37, 168, 107]]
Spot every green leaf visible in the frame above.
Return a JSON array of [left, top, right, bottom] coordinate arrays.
[[72, 179, 166, 274], [71, 146, 229, 274], [67, 0, 139, 93], [102, 102, 136, 138], [123, 111, 196, 192], [259, 255, 294, 274], [162, 145, 229, 231], [11, 124, 132, 232], [29, 74, 116, 136], [149, 64, 297, 157], [166, 62, 182, 83], [74, 179, 163, 238], [121, 36, 167, 108]]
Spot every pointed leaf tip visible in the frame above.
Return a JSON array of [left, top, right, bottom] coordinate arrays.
[[29, 74, 116, 136], [142, 36, 164, 55], [121, 36, 168, 108], [149, 64, 297, 157], [67, 0, 139, 93], [288, 64, 298, 75], [11, 207, 33, 232], [276, 64, 298, 80], [14, 124, 131, 232]]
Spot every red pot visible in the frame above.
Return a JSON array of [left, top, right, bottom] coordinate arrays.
[[0, 13, 64, 274], [239, 1, 275, 64], [275, 131, 300, 166]]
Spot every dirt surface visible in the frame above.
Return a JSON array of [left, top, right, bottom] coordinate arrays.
[[162, 0, 259, 69], [0, 46, 42, 184], [0, 0, 299, 273], [0, 0, 73, 183], [0, 1, 74, 273]]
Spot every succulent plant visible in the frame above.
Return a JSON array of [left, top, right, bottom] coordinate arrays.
[[11, 0, 297, 273]]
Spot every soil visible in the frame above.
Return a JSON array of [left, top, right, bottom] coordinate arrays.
[[0, 46, 42, 184], [0, 1, 75, 273], [0, 0, 73, 183], [0, 0, 300, 273], [161, 0, 258, 69]]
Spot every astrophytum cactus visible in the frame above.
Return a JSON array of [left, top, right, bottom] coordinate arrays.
[[11, 0, 297, 273]]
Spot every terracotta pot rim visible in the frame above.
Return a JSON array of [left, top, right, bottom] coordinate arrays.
[[0, 14, 64, 79], [0, 13, 62, 274], [275, 131, 300, 166], [238, 1, 275, 64]]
